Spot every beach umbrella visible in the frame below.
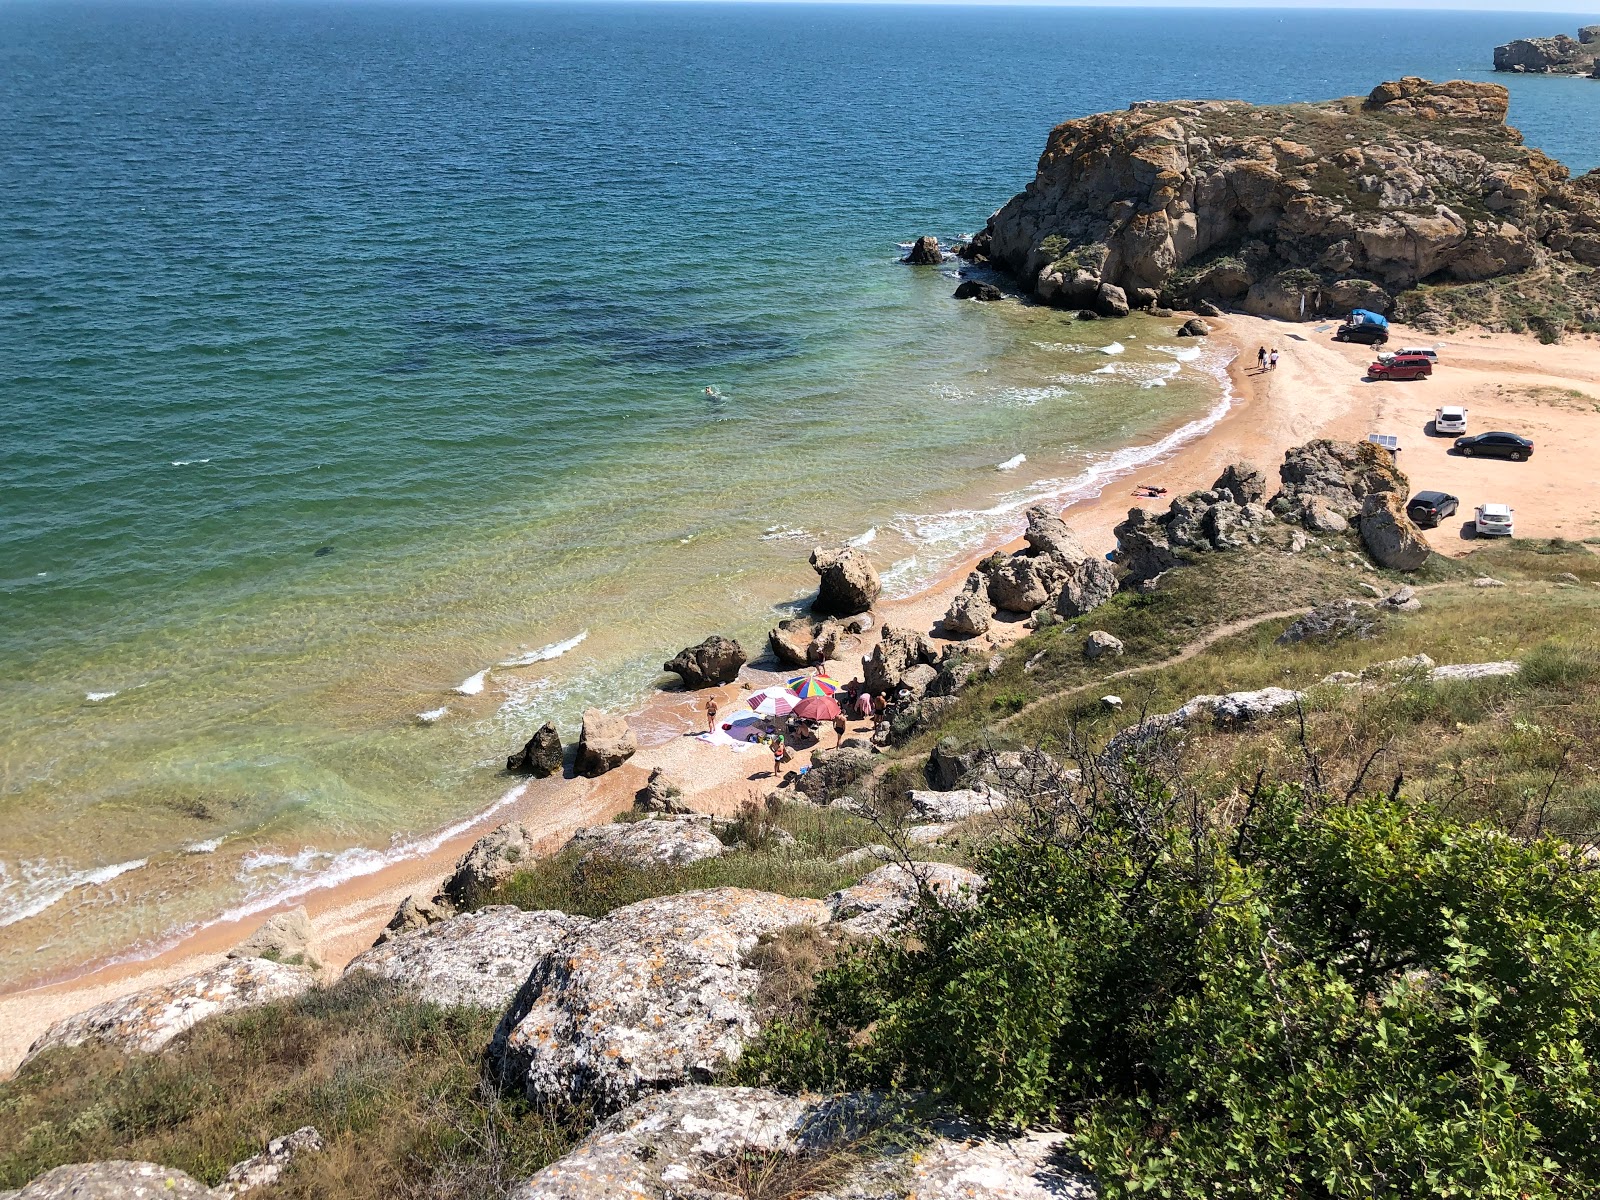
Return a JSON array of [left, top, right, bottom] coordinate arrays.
[[792, 694, 842, 722], [747, 687, 798, 717], [787, 674, 842, 698]]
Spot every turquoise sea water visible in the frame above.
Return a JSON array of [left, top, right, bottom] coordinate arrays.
[[3, 2, 1598, 987]]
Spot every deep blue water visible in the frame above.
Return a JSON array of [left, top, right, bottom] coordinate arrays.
[[2, 1, 1597, 983]]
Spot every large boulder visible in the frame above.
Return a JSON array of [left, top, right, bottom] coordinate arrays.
[[1023, 504, 1090, 564], [942, 575, 994, 637], [795, 746, 876, 802], [227, 906, 322, 973], [662, 635, 745, 689], [345, 907, 588, 1010], [809, 545, 882, 616], [373, 891, 456, 946], [1358, 491, 1432, 570], [1112, 506, 1182, 585], [953, 279, 1002, 301], [826, 862, 986, 938], [1055, 556, 1118, 618], [634, 765, 693, 814], [1271, 439, 1408, 525], [489, 888, 830, 1111], [565, 814, 726, 871], [1177, 317, 1210, 337], [24, 958, 316, 1064], [767, 615, 845, 668], [903, 235, 942, 264], [5, 1163, 226, 1200], [438, 822, 536, 908], [1213, 460, 1267, 506], [507, 722, 563, 776], [508, 1086, 1096, 1200], [1276, 599, 1382, 645], [863, 624, 938, 694], [576, 708, 638, 776], [986, 553, 1063, 613]]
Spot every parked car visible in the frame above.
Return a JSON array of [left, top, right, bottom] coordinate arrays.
[[1433, 405, 1468, 435], [1454, 431, 1534, 461], [1393, 346, 1438, 361], [1368, 355, 1433, 381], [1406, 490, 1459, 528], [1475, 503, 1515, 537], [1336, 322, 1389, 346]]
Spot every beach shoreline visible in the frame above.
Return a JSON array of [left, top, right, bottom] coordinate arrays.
[[6, 312, 1598, 1076]]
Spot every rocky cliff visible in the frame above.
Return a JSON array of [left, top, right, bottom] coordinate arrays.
[[1494, 27, 1600, 74], [969, 78, 1600, 332]]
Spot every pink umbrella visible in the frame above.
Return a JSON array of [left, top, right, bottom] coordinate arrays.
[[793, 694, 842, 722], [747, 687, 798, 717]]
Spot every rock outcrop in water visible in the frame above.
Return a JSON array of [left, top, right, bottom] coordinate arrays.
[[979, 77, 1600, 331], [1494, 27, 1600, 74]]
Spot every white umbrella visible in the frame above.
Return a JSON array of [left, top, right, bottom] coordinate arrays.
[[747, 686, 798, 717]]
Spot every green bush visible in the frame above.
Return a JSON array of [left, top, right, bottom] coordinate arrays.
[[737, 775, 1600, 1198]]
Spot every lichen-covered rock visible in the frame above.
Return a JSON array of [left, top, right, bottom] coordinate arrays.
[[797, 746, 877, 803], [219, 1126, 324, 1196], [635, 766, 693, 814], [909, 785, 1008, 822], [374, 891, 457, 946], [228, 906, 321, 972], [508, 1086, 1096, 1200], [438, 821, 536, 908], [662, 635, 746, 689], [566, 814, 725, 870], [24, 958, 316, 1064], [6, 1162, 225, 1199], [827, 862, 986, 937], [577, 708, 638, 777], [490, 889, 830, 1111], [1429, 661, 1520, 681], [810, 546, 882, 616], [345, 907, 588, 1009], [1359, 492, 1432, 571], [1055, 557, 1118, 618], [1276, 599, 1381, 645], [507, 722, 564, 776]]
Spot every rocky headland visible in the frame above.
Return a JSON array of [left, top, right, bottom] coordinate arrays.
[[1493, 25, 1600, 75], [959, 77, 1600, 336]]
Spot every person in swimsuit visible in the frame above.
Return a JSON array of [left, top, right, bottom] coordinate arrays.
[[832, 713, 847, 748], [705, 698, 718, 734]]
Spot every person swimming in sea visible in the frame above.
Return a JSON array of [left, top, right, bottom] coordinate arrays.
[[704, 386, 722, 401]]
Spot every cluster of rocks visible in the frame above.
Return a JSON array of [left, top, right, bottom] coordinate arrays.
[[1112, 461, 1275, 584], [1493, 27, 1600, 75], [942, 506, 1116, 633], [506, 707, 638, 779], [3, 1130, 327, 1200], [1269, 439, 1430, 570], [976, 76, 1600, 325]]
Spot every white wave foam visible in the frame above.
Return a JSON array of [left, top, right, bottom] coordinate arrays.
[[455, 668, 490, 696], [417, 706, 450, 724], [170, 458, 211, 467], [1155, 344, 1203, 362], [846, 527, 877, 548], [0, 856, 150, 929], [1030, 341, 1092, 354], [185, 838, 223, 855], [760, 525, 812, 542], [85, 690, 117, 702], [1099, 342, 1125, 355], [499, 630, 589, 668], [996, 454, 1027, 471]]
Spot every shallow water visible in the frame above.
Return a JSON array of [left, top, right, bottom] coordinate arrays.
[[3, 1, 1596, 987]]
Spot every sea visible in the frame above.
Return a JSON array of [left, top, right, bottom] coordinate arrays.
[[3, 1, 1598, 989]]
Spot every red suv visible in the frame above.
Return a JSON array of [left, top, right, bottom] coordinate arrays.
[[1368, 355, 1433, 381]]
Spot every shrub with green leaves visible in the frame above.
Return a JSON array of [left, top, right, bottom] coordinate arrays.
[[736, 770, 1600, 1198]]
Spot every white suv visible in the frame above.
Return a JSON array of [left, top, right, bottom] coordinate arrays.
[[1475, 503, 1514, 537], [1435, 406, 1468, 435]]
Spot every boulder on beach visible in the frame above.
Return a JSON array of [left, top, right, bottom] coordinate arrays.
[[373, 891, 456, 945], [577, 708, 637, 776], [635, 765, 692, 814], [507, 722, 564, 776], [565, 813, 725, 871], [809, 545, 882, 616], [767, 615, 845, 668], [1177, 317, 1210, 337], [438, 822, 536, 908], [902, 235, 942, 264], [661, 635, 746, 688], [941, 574, 994, 637], [228, 906, 322, 973], [863, 624, 939, 694], [953, 279, 1002, 300]]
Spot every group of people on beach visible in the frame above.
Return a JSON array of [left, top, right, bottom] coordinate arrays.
[[704, 680, 891, 776], [1256, 346, 1280, 372]]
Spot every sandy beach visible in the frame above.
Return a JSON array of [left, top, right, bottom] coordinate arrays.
[[5, 313, 1598, 1076]]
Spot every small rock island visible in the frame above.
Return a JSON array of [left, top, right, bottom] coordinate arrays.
[[1493, 26, 1600, 75]]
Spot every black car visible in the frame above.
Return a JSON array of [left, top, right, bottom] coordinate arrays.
[[1406, 490, 1459, 528], [1453, 431, 1534, 462], [1334, 322, 1389, 346]]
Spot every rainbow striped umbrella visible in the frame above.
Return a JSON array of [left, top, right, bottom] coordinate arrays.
[[787, 674, 843, 698], [748, 686, 799, 717]]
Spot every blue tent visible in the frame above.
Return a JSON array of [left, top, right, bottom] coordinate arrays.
[[1349, 308, 1389, 328]]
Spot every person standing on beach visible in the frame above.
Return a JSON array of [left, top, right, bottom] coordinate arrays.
[[1269, 348, 1280, 371], [705, 697, 718, 734], [855, 690, 873, 722], [1257, 346, 1268, 372], [832, 713, 847, 748]]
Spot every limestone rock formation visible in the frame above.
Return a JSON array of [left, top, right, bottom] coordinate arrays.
[[826, 862, 986, 937], [508, 1086, 1097, 1200], [810, 545, 882, 616], [1358, 492, 1432, 571], [863, 624, 939, 694], [373, 891, 456, 945], [796, 746, 876, 802], [987, 553, 1063, 613], [1084, 630, 1124, 660], [1112, 464, 1274, 584], [24, 958, 316, 1064], [1055, 556, 1118, 618], [345, 907, 588, 1010], [438, 822, 536, 908], [566, 813, 726, 870], [978, 78, 1600, 330], [1270, 439, 1408, 527], [1494, 33, 1598, 74], [662, 635, 745, 689], [5, 1162, 226, 1200], [981, 506, 1109, 618], [768, 614, 846, 668], [507, 722, 563, 776], [908, 785, 1009, 822], [953, 279, 1002, 300], [1277, 599, 1382, 645], [490, 888, 830, 1111], [576, 708, 637, 776], [903, 235, 943, 264], [635, 765, 692, 813], [942, 573, 995, 637], [1213, 460, 1267, 506], [228, 907, 322, 973], [219, 1126, 324, 1196]]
